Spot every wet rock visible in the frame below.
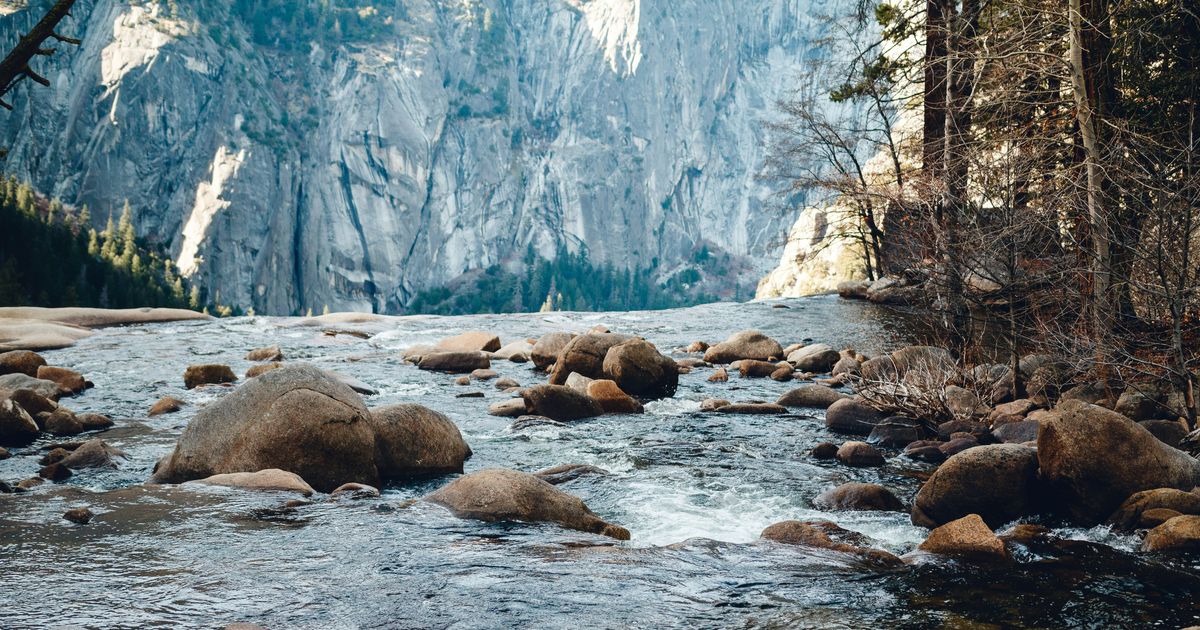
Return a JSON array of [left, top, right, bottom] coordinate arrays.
[[813, 482, 904, 512], [246, 363, 283, 378], [992, 419, 1040, 444], [152, 365, 378, 493], [0, 446, 9, 460], [39, 462, 72, 481], [427, 468, 630, 540], [998, 523, 1052, 545], [777, 384, 848, 409], [707, 368, 729, 383], [716, 402, 788, 415], [369, 403, 472, 478], [495, 377, 520, 390], [912, 444, 1040, 529], [1038, 400, 1200, 524], [600, 338, 679, 398], [521, 385, 604, 422], [686, 341, 709, 353], [868, 416, 928, 447], [548, 333, 633, 386], [9, 388, 56, 416], [492, 340, 533, 363], [825, 398, 888, 436], [531, 332, 576, 370], [700, 398, 731, 412], [0, 350, 46, 376], [60, 439, 126, 469], [903, 440, 948, 463], [787, 344, 841, 373], [436, 332, 501, 353], [676, 358, 709, 369], [43, 408, 84, 436], [703, 330, 784, 364], [917, 514, 1008, 561], [0, 398, 39, 445], [63, 507, 94, 524], [508, 416, 564, 431], [534, 463, 609, 485], [417, 352, 490, 374], [183, 364, 236, 389], [939, 436, 979, 457], [1142, 515, 1200, 552], [401, 345, 435, 364], [15, 477, 44, 491], [1141, 508, 1184, 529], [811, 442, 839, 459], [454, 376, 471, 386], [586, 380, 644, 414], [187, 469, 316, 496], [331, 482, 381, 498], [1140, 419, 1187, 449], [79, 413, 114, 432], [488, 398, 528, 418], [223, 623, 268, 630], [245, 346, 284, 362], [836, 441, 885, 467], [40, 447, 69, 465], [456, 391, 484, 398], [1106, 488, 1200, 532], [471, 369, 498, 381], [149, 396, 185, 417], [760, 520, 901, 565], [770, 366, 794, 382], [738, 360, 779, 378], [0, 373, 64, 400], [937, 419, 991, 442]]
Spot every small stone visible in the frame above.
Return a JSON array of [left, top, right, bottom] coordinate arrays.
[[455, 391, 484, 398], [63, 507, 94, 524], [471, 369, 498, 381], [183, 364, 237, 389], [707, 368, 729, 383], [150, 396, 186, 417], [245, 346, 284, 362], [836, 441, 885, 467], [699, 398, 730, 412], [454, 376, 470, 386], [331, 482, 381, 499], [245, 363, 283, 378], [495, 377, 520, 389], [811, 442, 839, 459], [918, 514, 1009, 561], [769, 366, 794, 382]]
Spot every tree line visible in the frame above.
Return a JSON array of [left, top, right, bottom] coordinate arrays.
[[773, 0, 1199, 419]]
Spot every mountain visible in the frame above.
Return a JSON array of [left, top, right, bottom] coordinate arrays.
[[0, 0, 835, 314]]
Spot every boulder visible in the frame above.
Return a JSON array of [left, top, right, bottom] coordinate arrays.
[[246, 363, 283, 378], [917, 514, 1008, 561], [716, 402, 788, 415], [601, 338, 679, 398], [1026, 363, 1073, 403], [860, 346, 956, 383], [531, 332, 576, 369], [548, 333, 633, 386], [186, 469, 315, 496], [39, 462, 72, 480], [43, 408, 84, 436], [521, 385, 604, 422], [1140, 419, 1187, 448], [9, 388, 56, 415], [992, 419, 1040, 444], [944, 386, 989, 420], [586, 380, 644, 414], [63, 507, 94, 524], [427, 468, 630, 540], [812, 442, 838, 459], [699, 398, 731, 412], [937, 419, 991, 442], [534, 463, 609, 485], [1037, 400, 1200, 524], [1107, 488, 1200, 532], [707, 368, 729, 383], [183, 364, 236, 389], [836, 441, 885, 467], [488, 398, 528, 418], [1142, 515, 1200, 552], [0, 350, 46, 376], [939, 437, 979, 457], [832, 355, 861, 377], [738, 360, 779, 378], [1116, 389, 1168, 421], [436, 332, 502, 353], [149, 396, 185, 417], [77, 413, 113, 431], [988, 398, 1037, 425], [0, 398, 39, 445], [837, 280, 870, 299], [770, 366, 794, 382], [868, 416, 928, 448], [686, 341, 709, 353], [777, 384, 847, 409], [369, 403, 472, 478], [152, 365, 378, 493], [825, 398, 888, 436], [417, 352, 490, 374], [912, 444, 1040, 529], [245, 346, 284, 362], [904, 440, 947, 464], [760, 520, 901, 565], [813, 482, 904, 512], [787, 344, 841, 373], [471, 369, 498, 381], [1059, 381, 1110, 405], [331, 482, 381, 498], [492, 340, 533, 363], [494, 377, 520, 390], [702, 330, 784, 364], [60, 439, 126, 469], [0, 373, 63, 400], [565, 372, 595, 393]]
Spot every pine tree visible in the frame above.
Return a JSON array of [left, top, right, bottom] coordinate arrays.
[[77, 204, 90, 229], [100, 212, 117, 260], [189, 284, 201, 309], [118, 201, 136, 267], [86, 229, 100, 256]]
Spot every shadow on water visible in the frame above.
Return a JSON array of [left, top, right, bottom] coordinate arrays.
[[0, 296, 1196, 628]]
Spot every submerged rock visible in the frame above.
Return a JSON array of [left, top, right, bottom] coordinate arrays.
[[427, 468, 630, 540], [911, 444, 1040, 529], [716, 402, 787, 415], [534, 463, 609, 485], [760, 520, 901, 565], [186, 469, 316, 496], [1038, 400, 1200, 524], [331, 482, 381, 499], [813, 482, 904, 512], [63, 507, 94, 524]]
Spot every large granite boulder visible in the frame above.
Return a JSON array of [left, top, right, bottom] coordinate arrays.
[[911, 444, 1040, 529], [702, 330, 784, 364]]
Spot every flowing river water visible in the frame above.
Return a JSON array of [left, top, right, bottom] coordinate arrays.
[[2, 295, 1199, 628]]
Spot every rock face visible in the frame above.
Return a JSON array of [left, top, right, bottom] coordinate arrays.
[[0, 0, 833, 314], [427, 469, 630, 540], [1037, 400, 1200, 525], [703, 331, 784, 364], [911, 444, 1040, 529], [152, 365, 377, 493], [369, 404, 472, 478]]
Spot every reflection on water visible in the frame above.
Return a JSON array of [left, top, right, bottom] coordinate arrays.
[[0, 296, 1198, 628]]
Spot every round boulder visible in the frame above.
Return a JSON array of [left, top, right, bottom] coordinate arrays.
[[183, 364, 236, 389], [426, 468, 630, 540], [521, 385, 604, 422], [911, 444, 1039, 529], [600, 338, 679, 398], [813, 482, 904, 512], [531, 332, 576, 370], [836, 441, 885, 467], [787, 344, 841, 373], [703, 330, 784, 364], [0, 350, 46, 377], [548, 333, 633, 385], [369, 403, 472, 478], [776, 384, 847, 409], [0, 398, 39, 445], [825, 398, 888, 436], [917, 513, 1009, 561]]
